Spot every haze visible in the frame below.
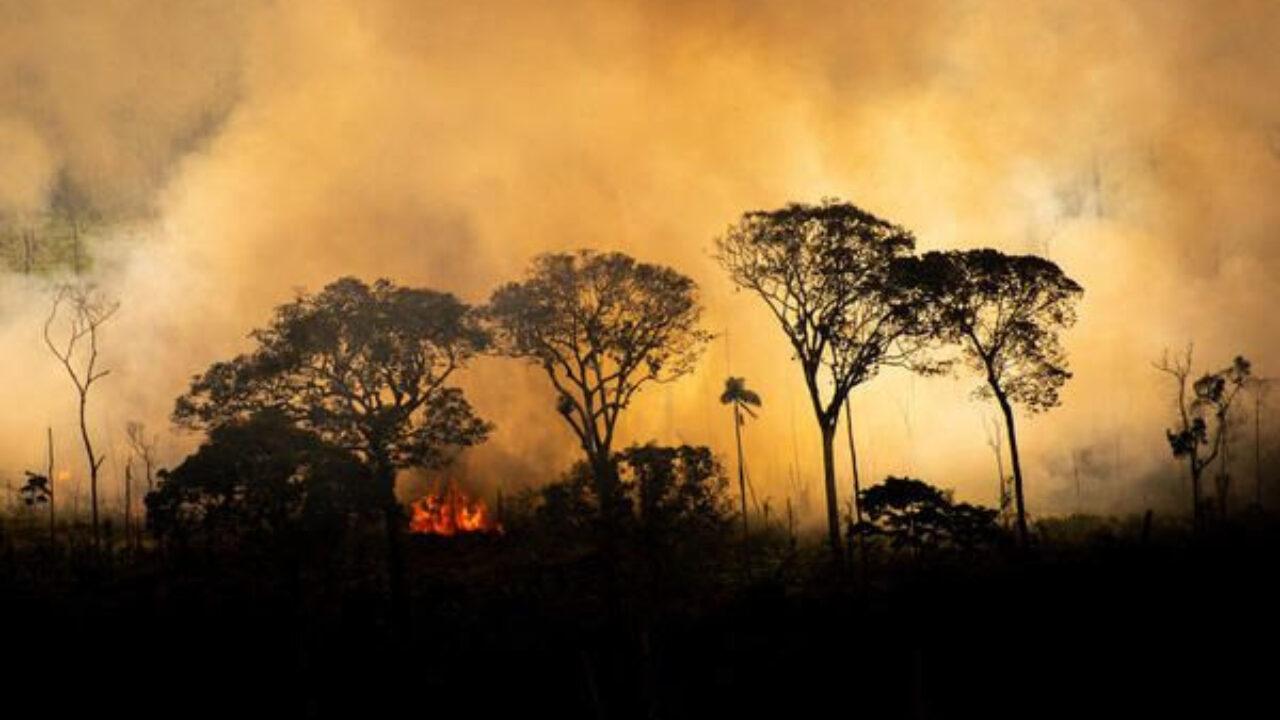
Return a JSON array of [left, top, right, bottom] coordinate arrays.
[[3, 0, 1279, 523]]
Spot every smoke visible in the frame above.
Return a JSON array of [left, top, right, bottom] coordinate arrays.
[[4, 0, 1280, 521]]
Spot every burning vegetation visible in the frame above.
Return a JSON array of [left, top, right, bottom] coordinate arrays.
[[407, 482, 501, 536]]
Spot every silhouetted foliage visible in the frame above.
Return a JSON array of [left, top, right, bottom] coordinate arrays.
[[716, 198, 932, 559], [487, 251, 711, 518], [43, 282, 118, 549], [172, 276, 489, 627], [914, 249, 1082, 544], [720, 376, 761, 542], [173, 276, 491, 499], [146, 411, 380, 548], [852, 476, 1001, 556], [18, 472, 51, 506], [1157, 346, 1251, 527], [536, 443, 734, 551]]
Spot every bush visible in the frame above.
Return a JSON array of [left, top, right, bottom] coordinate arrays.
[[536, 443, 735, 551], [852, 476, 1002, 556], [146, 411, 381, 549]]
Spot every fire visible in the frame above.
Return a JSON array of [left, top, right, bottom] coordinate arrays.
[[408, 482, 501, 536]]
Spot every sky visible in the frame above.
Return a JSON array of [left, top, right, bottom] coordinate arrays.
[[3, 0, 1280, 522]]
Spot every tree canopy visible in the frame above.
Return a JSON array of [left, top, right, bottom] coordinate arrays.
[[854, 476, 1001, 555], [717, 199, 929, 426], [174, 276, 491, 487], [916, 249, 1082, 412], [486, 250, 710, 503]]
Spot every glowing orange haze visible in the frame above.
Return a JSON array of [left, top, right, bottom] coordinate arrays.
[[3, 0, 1280, 524]]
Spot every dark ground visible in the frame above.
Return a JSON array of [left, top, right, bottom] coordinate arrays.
[[2, 520, 1277, 719]]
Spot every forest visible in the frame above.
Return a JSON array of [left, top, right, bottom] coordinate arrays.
[[3, 198, 1277, 718], [5, 1, 1280, 717]]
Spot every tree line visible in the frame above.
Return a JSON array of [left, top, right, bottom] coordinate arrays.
[[18, 196, 1268, 573], [137, 197, 1084, 577]]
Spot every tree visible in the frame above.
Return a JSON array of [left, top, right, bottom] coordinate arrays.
[[536, 443, 734, 563], [1155, 346, 1250, 529], [720, 376, 761, 542], [147, 411, 380, 549], [487, 250, 711, 521], [853, 476, 1000, 557], [915, 249, 1083, 546], [126, 421, 159, 494], [44, 282, 118, 550], [982, 413, 1011, 527], [716, 199, 930, 559], [174, 277, 490, 624]]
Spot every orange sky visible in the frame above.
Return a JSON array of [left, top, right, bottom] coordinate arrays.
[[3, 0, 1280, 522]]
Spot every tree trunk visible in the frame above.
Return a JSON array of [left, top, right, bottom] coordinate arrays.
[[1256, 395, 1263, 510], [844, 397, 863, 526], [993, 427, 1007, 527], [124, 462, 133, 550], [1218, 421, 1231, 522], [996, 393, 1029, 546], [733, 403, 749, 542], [590, 452, 621, 524], [375, 464, 410, 638], [78, 392, 100, 550], [844, 397, 867, 577], [819, 422, 841, 562], [1185, 444, 1202, 532], [47, 427, 55, 546]]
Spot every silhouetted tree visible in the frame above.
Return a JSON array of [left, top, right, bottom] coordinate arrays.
[[173, 276, 490, 626], [147, 411, 379, 549], [983, 413, 1011, 527], [43, 282, 118, 550], [717, 199, 930, 559], [19, 472, 51, 507], [126, 421, 158, 494], [915, 249, 1082, 546], [487, 250, 710, 523], [720, 376, 761, 542], [853, 476, 1000, 557], [1155, 346, 1250, 529], [538, 443, 733, 558]]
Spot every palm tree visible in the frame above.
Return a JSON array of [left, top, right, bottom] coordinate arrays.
[[721, 377, 762, 540]]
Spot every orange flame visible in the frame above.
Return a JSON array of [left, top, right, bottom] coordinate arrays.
[[408, 482, 501, 536]]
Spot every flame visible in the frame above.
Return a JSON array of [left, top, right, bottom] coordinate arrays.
[[408, 482, 501, 536]]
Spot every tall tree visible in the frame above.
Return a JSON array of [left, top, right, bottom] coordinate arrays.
[[44, 282, 118, 550], [1155, 346, 1250, 529], [915, 249, 1083, 546], [720, 376, 761, 541], [174, 277, 490, 624], [717, 199, 930, 559], [487, 250, 710, 521]]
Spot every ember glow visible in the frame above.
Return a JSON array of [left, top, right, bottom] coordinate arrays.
[[407, 482, 501, 536]]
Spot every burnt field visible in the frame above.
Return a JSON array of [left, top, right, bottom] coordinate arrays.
[[3, 510, 1278, 719]]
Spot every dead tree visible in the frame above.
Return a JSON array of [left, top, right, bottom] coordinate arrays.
[[983, 413, 1009, 527], [43, 283, 119, 550], [126, 421, 159, 494]]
